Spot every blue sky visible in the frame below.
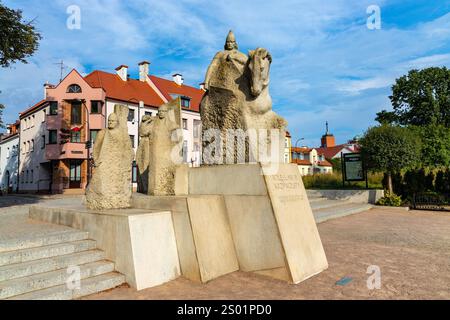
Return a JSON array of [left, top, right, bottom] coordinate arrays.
[[1, 0, 450, 147]]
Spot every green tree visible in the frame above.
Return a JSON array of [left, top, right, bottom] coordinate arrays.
[[376, 67, 450, 127], [0, 2, 41, 67], [359, 125, 420, 194], [409, 125, 450, 168]]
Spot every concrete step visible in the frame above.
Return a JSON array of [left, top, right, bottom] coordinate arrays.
[[0, 240, 97, 267], [313, 203, 373, 224], [0, 260, 114, 299], [0, 230, 89, 253], [8, 272, 126, 300], [308, 197, 328, 203], [0, 250, 105, 282], [310, 199, 351, 210]]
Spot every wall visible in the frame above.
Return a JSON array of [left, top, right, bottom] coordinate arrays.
[[0, 135, 19, 192], [19, 105, 51, 192], [307, 189, 385, 204]]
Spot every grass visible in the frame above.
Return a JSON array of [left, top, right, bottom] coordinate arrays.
[[302, 172, 384, 190]]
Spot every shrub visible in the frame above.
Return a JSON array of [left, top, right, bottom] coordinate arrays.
[[302, 172, 383, 190], [376, 191, 403, 207]]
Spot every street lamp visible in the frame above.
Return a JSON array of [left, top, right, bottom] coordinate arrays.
[[294, 138, 305, 149]]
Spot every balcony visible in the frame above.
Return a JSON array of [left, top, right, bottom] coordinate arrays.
[[46, 142, 87, 160]]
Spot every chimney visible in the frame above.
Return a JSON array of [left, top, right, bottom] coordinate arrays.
[[173, 74, 184, 86], [115, 65, 129, 81], [199, 82, 206, 91], [138, 61, 150, 82], [43, 82, 53, 99]]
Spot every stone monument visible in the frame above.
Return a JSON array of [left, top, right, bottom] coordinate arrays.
[[201, 30, 287, 163], [136, 115, 154, 194], [86, 104, 135, 210], [29, 33, 328, 294], [144, 98, 183, 196]]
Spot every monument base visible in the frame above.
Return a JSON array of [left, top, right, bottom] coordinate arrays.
[[29, 163, 328, 291], [29, 205, 180, 290], [134, 163, 329, 285]]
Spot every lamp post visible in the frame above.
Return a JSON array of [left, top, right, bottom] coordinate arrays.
[[294, 138, 305, 149]]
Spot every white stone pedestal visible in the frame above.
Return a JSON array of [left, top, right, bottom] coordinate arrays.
[[29, 206, 180, 290]]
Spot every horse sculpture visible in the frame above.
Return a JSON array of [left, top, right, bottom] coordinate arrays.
[[200, 35, 287, 164]]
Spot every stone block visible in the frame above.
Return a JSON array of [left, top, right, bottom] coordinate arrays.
[[29, 205, 180, 290]]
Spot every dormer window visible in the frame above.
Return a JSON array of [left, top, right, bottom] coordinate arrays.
[[181, 97, 191, 108], [67, 84, 82, 93]]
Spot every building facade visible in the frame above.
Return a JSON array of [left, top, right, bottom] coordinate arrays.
[[291, 147, 333, 176], [284, 131, 292, 164], [0, 122, 20, 193], [19, 100, 53, 193]]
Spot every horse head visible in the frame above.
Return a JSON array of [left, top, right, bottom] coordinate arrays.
[[248, 48, 272, 97]]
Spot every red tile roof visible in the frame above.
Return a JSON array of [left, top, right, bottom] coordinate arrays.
[[84, 71, 165, 107], [318, 160, 333, 167], [292, 159, 312, 166], [149, 75, 204, 113], [291, 159, 333, 167], [291, 147, 312, 153], [316, 144, 354, 159], [19, 99, 48, 119]]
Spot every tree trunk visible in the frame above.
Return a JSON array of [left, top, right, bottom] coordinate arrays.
[[387, 172, 393, 194]]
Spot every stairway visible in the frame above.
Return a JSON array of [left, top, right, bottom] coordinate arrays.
[[0, 229, 125, 300], [308, 193, 373, 223]]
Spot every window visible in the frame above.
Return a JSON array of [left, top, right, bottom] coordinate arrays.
[[23, 119, 27, 129], [128, 109, 135, 122], [194, 142, 200, 152], [6, 148, 10, 159], [22, 142, 26, 154], [71, 102, 82, 124], [145, 111, 152, 116], [91, 101, 102, 114], [48, 130, 57, 144], [67, 84, 82, 93], [31, 115, 35, 127], [129, 135, 135, 148], [30, 139, 34, 152], [25, 170, 29, 183], [182, 119, 188, 130], [42, 110, 46, 122], [132, 161, 138, 183], [284, 153, 289, 163], [181, 97, 191, 108], [49, 102, 58, 115], [41, 135, 45, 149], [193, 120, 201, 139], [90, 130, 100, 144], [71, 131, 81, 143], [21, 171, 24, 184], [30, 170, 33, 183], [182, 140, 188, 163]]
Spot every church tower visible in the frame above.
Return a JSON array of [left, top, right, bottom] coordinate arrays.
[[321, 121, 336, 148]]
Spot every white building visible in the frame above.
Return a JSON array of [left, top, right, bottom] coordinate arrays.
[[291, 147, 333, 176], [18, 100, 52, 193], [0, 123, 20, 193]]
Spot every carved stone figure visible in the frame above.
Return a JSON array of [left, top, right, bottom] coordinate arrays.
[[136, 115, 154, 194], [86, 104, 135, 210], [201, 31, 287, 163], [146, 99, 183, 196]]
